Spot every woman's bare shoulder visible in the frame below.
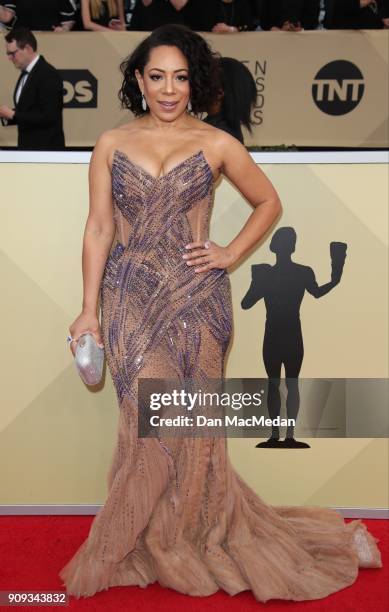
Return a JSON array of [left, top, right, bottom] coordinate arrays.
[[204, 123, 244, 149], [193, 120, 247, 168], [93, 121, 142, 153]]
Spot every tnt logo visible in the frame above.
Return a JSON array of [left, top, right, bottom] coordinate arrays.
[[312, 61, 364, 116], [59, 70, 98, 108]]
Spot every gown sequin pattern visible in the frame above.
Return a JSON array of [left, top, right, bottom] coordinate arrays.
[[59, 149, 382, 602]]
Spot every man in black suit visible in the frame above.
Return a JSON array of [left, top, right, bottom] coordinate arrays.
[[0, 27, 65, 150]]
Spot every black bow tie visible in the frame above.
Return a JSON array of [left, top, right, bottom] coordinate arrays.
[[21, 69, 28, 76]]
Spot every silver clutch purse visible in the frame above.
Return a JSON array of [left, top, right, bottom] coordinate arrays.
[[74, 332, 104, 385]]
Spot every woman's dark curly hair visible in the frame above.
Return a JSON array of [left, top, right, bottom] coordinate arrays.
[[118, 24, 222, 116]]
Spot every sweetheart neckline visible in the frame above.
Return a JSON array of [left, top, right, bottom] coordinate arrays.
[[112, 148, 216, 183]]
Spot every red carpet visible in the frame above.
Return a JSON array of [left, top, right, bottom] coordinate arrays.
[[0, 516, 387, 611]]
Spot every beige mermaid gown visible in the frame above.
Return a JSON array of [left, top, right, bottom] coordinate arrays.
[[59, 149, 382, 602]]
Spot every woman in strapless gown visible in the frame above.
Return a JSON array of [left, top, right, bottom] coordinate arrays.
[[60, 24, 382, 602]]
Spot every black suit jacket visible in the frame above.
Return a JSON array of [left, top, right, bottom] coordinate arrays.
[[260, 0, 320, 29], [324, 0, 387, 28], [7, 55, 65, 150], [189, 0, 255, 31]]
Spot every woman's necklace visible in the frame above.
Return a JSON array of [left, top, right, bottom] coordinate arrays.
[[220, 0, 235, 26]]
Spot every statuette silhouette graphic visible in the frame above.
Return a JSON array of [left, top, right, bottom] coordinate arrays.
[[241, 227, 347, 449]]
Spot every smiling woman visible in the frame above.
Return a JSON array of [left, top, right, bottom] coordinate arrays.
[[118, 23, 222, 117], [59, 23, 382, 604]]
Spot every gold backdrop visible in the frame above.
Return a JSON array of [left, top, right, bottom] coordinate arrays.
[[0, 155, 387, 510], [0, 30, 387, 148]]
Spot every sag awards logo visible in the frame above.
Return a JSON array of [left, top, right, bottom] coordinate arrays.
[[59, 70, 98, 108], [252, 59, 267, 126], [312, 60, 364, 116], [238, 59, 267, 126]]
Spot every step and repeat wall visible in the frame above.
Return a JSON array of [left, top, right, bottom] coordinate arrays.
[[0, 30, 388, 148], [0, 153, 387, 510]]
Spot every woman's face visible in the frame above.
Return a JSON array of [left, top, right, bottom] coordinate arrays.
[[135, 45, 191, 121]]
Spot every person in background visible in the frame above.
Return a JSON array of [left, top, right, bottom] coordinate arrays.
[[69, 0, 84, 31], [1, 0, 75, 31], [0, 28, 65, 149], [123, 0, 137, 29], [260, 0, 320, 31], [383, 0, 389, 25], [324, 0, 388, 28], [130, 0, 191, 31], [0, 2, 15, 29], [317, 0, 327, 28], [281, 0, 320, 29], [248, 0, 263, 29], [204, 56, 257, 143], [190, 0, 255, 32], [81, 0, 125, 31]]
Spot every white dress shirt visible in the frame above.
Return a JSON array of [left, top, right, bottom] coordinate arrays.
[[15, 54, 40, 104]]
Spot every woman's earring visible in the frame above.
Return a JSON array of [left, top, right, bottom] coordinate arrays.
[[187, 99, 192, 112], [141, 94, 147, 111]]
